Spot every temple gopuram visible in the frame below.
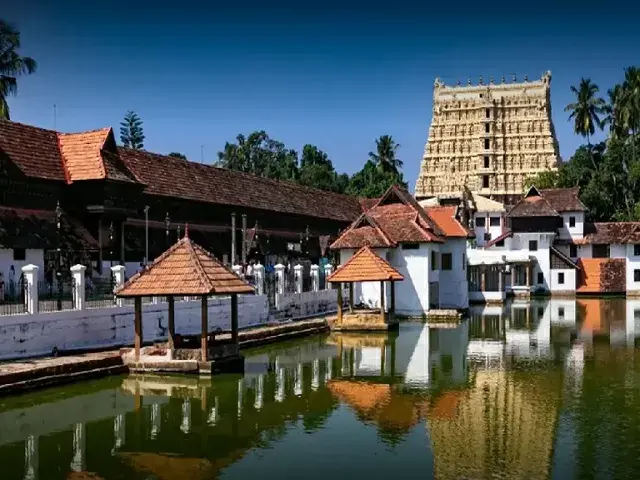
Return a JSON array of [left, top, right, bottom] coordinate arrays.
[[0, 120, 363, 277], [415, 72, 560, 207]]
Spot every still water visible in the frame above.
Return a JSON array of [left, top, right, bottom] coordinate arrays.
[[1, 297, 640, 480]]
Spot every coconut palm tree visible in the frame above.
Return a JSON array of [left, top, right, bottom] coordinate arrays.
[[0, 19, 37, 120], [565, 78, 606, 169], [603, 84, 625, 140], [368, 135, 403, 175]]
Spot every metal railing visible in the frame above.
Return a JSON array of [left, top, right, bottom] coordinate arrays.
[[0, 279, 27, 316], [38, 278, 74, 313], [85, 275, 116, 309]]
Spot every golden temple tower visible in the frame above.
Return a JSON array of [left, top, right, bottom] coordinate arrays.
[[415, 72, 560, 205]]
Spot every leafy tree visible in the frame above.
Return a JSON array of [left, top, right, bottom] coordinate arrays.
[[298, 145, 347, 193], [0, 20, 37, 120], [565, 78, 606, 170], [368, 135, 403, 175], [119, 110, 145, 149], [346, 160, 407, 198], [168, 152, 187, 160]]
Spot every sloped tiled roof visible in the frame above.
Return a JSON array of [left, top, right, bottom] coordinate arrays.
[[328, 246, 404, 283], [550, 247, 578, 270], [425, 206, 471, 238], [58, 128, 111, 182], [484, 230, 513, 248], [472, 194, 505, 213], [571, 222, 640, 245], [507, 194, 559, 218], [540, 188, 586, 212], [115, 232, 254, 297], [331, 214, 394, 249], [576, 258, 626, 293], [118, 147, 362, 222], [359, 197, 380, 212]]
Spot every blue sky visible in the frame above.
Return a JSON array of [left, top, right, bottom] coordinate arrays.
[[5, 0, 640, 192]]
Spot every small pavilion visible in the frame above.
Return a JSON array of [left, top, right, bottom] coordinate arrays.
[[327, 246, 404, 331], [115, 227, 254, 366]]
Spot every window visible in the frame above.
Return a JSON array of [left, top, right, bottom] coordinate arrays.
[[484, 156, 490, 168], [635, 309, 640, 322], [431, 251, 439, 270], [537, 272, 544, 284], [529, 240, 538, 251], [496, 239, 505, 247], [569, 245, 578, 258], [13, 248, 26, 261], [475, 217, 486, 227], [490, 217, 500, 227], [558, 272, 565, 284], [485, 123, 490, 133], [442, 253, 452, 270], [592, 244, 610, 258], [485, 108, 490, 118], [482, 175, 490, 188], [484, 232, 492, 242], [569, 216, 576, 228], [401, 243, 419, 250], [558, 307, 565, 319], [484, 139, 490, 149], [634, 244, 640, 256], [635, 269, 640, 282]]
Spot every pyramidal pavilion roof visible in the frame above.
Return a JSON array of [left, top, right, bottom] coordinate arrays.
[[115, 229, 254, 297], [328, 246, 404, 283]]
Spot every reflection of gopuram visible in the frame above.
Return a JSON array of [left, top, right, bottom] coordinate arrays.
[[415, 73, 560, 206]]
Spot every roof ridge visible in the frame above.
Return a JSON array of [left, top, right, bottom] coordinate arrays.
[[182, 237, 214, 292]]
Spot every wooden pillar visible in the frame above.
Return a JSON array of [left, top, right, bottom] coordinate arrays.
[[120, 221, 125, 265], [498, 268, 503, 293], [168, 296, 175, 353], [526, 264, 531, 287], [98, 217, 103, 274], [480, 267, 486, 292], [231, 294, 239, 345], [336, 283, 343, 322], [134, 297, 142, 361], [201, 296, 208, 362], [390, 282, 396, 314], [379, 280, 386, 323], [348, 283, 354, 312]]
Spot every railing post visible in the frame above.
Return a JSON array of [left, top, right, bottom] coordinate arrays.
[[310, 265, 320, 292], [70, 264, 86, 311], [21, 264, 39, 314], [294, 264, 303, 294], [254, 263, 265, 296], [275, 264, 285, 295], [111, 265, 126, 307], [324, 264, 333, 290]]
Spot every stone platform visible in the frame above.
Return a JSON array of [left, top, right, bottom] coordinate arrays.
[[329, 310, 398, 332]]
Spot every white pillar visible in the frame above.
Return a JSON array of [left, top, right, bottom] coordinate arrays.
[[111, 265, 126, 307], [21, 264, 39, 314], [310, 265, 320, 292], [325, 357, 332, 382], [294, 264, 303, 294], [70, 264, 86, 310], [275, 264, 285, 294], [150, 403, 161, 440], [180, 398, 191, 434], [254, 264, 265, 295], [232, 265, 243, 278], [24, 435, 38, 480], [113, 413, 125, 450], [324, 264, 333, 290], [237, 378, 243, 418], [254, 374, 264, 410], [294, 362, 303, 396], [70, 423, 85, 472], [312, 358, 320, 391], [275, 367, 285, 402], [208, 397, 219, 426]]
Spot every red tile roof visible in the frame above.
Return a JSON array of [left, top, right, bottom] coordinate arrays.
[[571, 222, 640, 245], [58, 128, 111, 182], [328, 246, 404, 283], [539, 188, 586, 212], [424, 206, 471, 238], [576, 258, 626, 293], [507, 194, 559, 218], [484, 230, 513, 248], [115, 232, 255, 297]]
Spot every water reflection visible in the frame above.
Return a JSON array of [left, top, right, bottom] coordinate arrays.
[[0, 298, 639, 479]]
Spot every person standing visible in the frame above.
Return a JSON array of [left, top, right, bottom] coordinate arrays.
[[8, 265, 16, 299]]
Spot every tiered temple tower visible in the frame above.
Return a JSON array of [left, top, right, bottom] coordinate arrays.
[[415, 72, 560, 206]]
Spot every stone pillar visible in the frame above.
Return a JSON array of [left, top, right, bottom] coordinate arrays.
[[134, 297, 142, 361], [310, 265, 320, 292], [480, 267, 486, 292], [180, 398, 191, 434], [526, 264, 531, 287], [24, 435, 38, 480], [254, 374, 264, 410], [70, 422, 85, 473], [294, 362, 303, 396], [275, 367, 285, 402], [241, 214, 247, 266], [150, 403, 161, 440], [231, 213, 237, 265], [324, 264, 333, 290], [201, 296, 209, 362], [21, 264, 39, 314], [254, 263, 265, 295], [498, 268, 503, 293], [232, 264, 243, 278], [294, 264, 303, 294], [312, 358, 320, 391], [325, 357, 332, 382], [275, 264, 285, 294], [113, 413, 125, 450], [70, 264, 86, 310], [111, 265, 126, 307]]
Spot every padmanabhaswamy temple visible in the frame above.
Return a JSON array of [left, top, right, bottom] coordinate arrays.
[[415, 72, 560, 206]]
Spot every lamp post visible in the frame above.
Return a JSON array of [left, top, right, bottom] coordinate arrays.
[[143, 206, 149, 266], [164, 212, 171, 248], [177, 225, 181, 241], [55, 201, 63, 311], [108, 222, 114, 268]]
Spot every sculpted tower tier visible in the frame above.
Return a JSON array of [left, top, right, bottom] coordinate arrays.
[[415, 72, 560, 205]]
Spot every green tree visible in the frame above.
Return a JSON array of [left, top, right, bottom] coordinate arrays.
[[346, 160, 407, 198], [565, 78, 606, 169], [369, 135, 403, 174], [0, 20, 37, 120], [298, 144, 347, 193], [119, 110, 145, 149], [168, 152, 187, 160]]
